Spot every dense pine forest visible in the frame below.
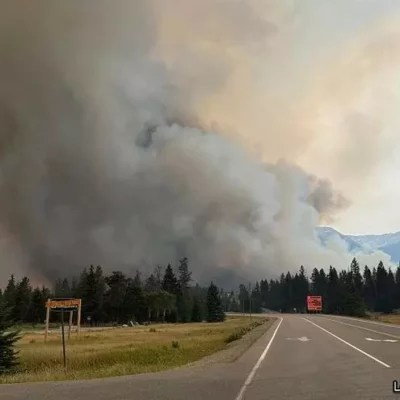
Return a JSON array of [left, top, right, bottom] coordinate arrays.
[[1, 257, 400, 325]]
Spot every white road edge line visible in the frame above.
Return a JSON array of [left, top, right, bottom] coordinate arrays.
[[302, 318, 391, 368], [234, 317, 283, 400], [322, 317, 400, 340]]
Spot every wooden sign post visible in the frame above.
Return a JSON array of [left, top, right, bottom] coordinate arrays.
[[44, 298, 82, 369], [45, 298, 82, 342], [68, 311, 73, 340]]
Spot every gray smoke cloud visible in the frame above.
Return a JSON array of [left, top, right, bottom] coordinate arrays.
[[0, 0, 392, 287]]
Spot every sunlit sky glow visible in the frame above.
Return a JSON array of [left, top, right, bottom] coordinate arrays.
[[256, 1, 400, 235], [179, 0, 400, 236]]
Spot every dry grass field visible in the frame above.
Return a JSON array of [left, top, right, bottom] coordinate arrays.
[[373, 314, 400, 325], [0, 316, 268, 384]]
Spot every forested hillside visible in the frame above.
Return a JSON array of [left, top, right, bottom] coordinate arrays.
[[1, 258, 399, 325]]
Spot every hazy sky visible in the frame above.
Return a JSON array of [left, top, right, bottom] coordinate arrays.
[[2, 0, 399, 284], [156, 0, 400, 236], [260, 0, 400, 235]]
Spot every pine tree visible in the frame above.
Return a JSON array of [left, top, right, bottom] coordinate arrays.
[[4, 275, 16, 310], [94, 266, 106, 321], [317, 269, 328, 306], [176, 258, 193, 322], [372, 267, 377, 283], [29, 287, 45, 325], [145, 274, 158, 292], [104, 271, 128, 323], [80, 265, 106, 324], [123, 272, 147, 323], [395, 265, 400, 309], [327, 266, 340, 314], [162, 264, 179, 294], [54, 278, 71, 298], [0, 298, 20, 374], [260, 279, 269, 309], [41, 286, 51, 303], [288, 268, 310, 313], [340, 260, 366, 317], [350, 258, 363, 294], [267, 279, 283, 311], [162, 264, 179, 322], [363, 266, 376, 311], [376, 261, 389, 313], [178, 257, 192, 289], [251, 282, 262, 313], [239, 284, 250, 313], [14, 277, 32, 323], [387, 268, 396, 312], [310, 268, 319, 295], [191, 297, 203, 322], [297, 266, 309, 312], [282, 272, 293, 312], [343, 291, 366, 317], [206, 282, 225, 322]]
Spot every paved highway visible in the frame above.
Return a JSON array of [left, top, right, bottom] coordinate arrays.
[[2, 315, 400, 400]]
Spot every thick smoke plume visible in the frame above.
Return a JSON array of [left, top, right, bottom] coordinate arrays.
[[0, 1, 393, 287]]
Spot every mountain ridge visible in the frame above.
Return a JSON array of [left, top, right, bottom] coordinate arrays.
[[316, 226, 400, 263]]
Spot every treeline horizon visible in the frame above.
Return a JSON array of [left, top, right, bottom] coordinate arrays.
[[264, 259, 400, 316], [1, 257, 399, 325], [0, 258, 225, 325]]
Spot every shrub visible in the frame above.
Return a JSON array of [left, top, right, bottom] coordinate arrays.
[[224, 320, 265, 344]]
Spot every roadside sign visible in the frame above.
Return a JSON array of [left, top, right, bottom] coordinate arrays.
[[307, 296, 322, 311], [45, 298, 83, 370], [46, 299, 81, 310]]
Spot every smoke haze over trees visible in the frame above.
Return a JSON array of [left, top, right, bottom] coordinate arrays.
[[0, 1, 396, 286]]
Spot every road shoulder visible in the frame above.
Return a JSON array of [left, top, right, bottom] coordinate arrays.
[[182, 317, 277, 370]]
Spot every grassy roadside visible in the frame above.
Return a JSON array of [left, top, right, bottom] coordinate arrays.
[[367, 314, 400, 325], [1, 316, 270, 384], [331, 313, 400, 325]]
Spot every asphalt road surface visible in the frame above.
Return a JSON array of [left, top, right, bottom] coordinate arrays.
[[2, 314, 400, 400]]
